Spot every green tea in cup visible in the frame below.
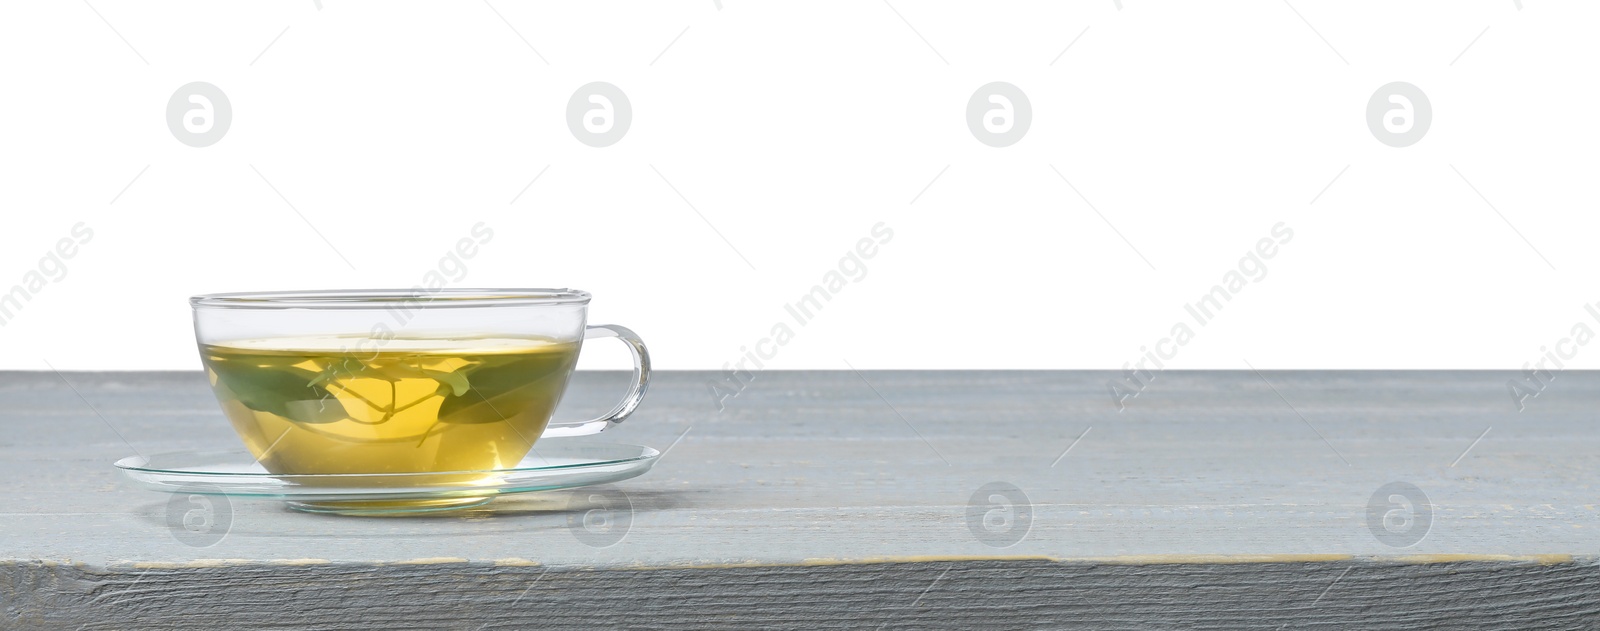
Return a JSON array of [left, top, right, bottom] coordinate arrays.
[[190, 289, 649, 476]]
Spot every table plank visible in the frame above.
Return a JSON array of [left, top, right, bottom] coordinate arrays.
[[3, 370, 1598, 629]]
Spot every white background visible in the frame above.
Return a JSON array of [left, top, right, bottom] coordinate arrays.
[[2, 1, 1596, 371]]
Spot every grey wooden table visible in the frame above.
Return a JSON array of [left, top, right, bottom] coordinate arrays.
[[2, 370, 1598, 629]]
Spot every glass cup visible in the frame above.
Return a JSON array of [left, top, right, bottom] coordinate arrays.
[[190, 289, 649, 478]]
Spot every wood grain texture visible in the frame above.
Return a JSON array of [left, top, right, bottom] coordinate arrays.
[[3, 370, 1599, 629], [6, 559, 1600, 630]]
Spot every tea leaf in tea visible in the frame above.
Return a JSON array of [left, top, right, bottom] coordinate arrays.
[[208, 359, 340, 422], [433, 354, 564, 424]]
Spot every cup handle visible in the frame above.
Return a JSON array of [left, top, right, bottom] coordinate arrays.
[[541, 324, 651, 437]]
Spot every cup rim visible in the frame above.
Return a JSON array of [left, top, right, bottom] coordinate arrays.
[[190, 288, 592, 310]]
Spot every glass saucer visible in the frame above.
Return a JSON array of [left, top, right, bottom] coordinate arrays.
[[115, 441, 659, 516]]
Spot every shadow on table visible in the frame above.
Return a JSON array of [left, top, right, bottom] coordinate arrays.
[[128, 485, 694, 531], [456, 487, 692, 520]]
